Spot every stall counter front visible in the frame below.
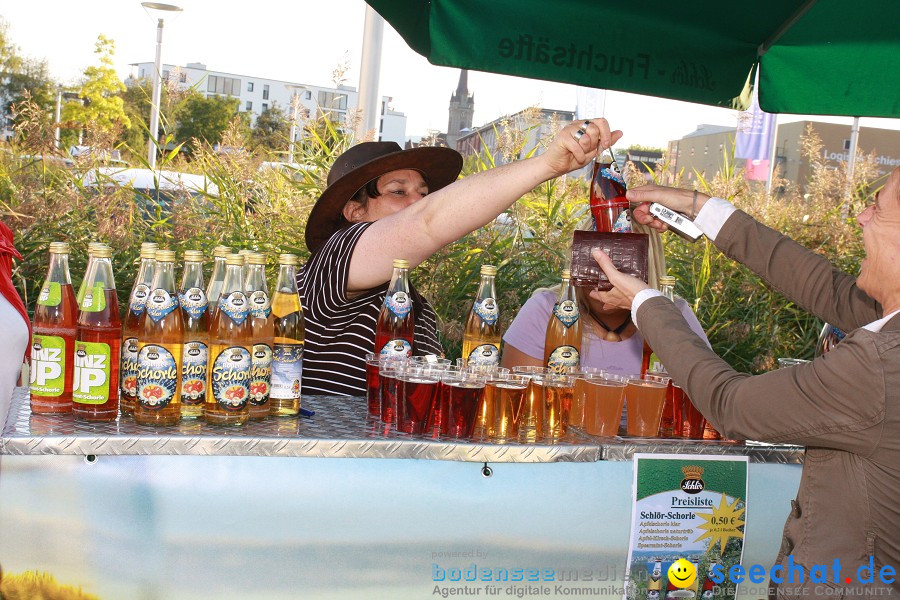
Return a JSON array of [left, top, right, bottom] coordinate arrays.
[[1, 388, 802, 600]]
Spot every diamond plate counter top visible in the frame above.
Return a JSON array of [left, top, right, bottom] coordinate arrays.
[[1, 388, 803, 463]]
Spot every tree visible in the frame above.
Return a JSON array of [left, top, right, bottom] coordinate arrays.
[[0, 19, 56, 133], [174, 92, 244, 152], [249, 102, 291, 156], [62, 35, 130, 135]]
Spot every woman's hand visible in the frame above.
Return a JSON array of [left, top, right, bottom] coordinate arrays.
[[588, 248, 651, 310], [540, 118, 623, 177], [628, 185, 710, 233]]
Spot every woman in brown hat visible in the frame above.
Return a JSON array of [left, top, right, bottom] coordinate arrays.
[[300, 118, 621, 396]]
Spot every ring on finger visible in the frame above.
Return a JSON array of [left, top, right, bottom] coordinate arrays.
[[573, 128, 586, 141], [582, 120, 591, 129]]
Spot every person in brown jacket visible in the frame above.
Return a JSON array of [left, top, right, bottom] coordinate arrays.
[[592, 165, 900, 598]]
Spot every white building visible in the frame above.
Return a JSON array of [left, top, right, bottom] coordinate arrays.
[[127, 62, 407, 145]]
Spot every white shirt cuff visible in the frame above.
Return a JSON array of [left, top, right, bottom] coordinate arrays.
[[632, 288, 663, 330], [694, 197, 737, 242]]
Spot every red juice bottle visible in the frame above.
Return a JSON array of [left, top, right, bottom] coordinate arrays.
[[30, 242, 78, 413], [374, 259, 414, 360], [589, 154, 630, 233], [73, 245, 122, 421], [120, 242, 157, 415]]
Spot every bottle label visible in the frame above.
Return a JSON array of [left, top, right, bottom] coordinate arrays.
[[181, 341, 208, 405], [72, 341, 111, 404], [553, 300, 579, 328], [600, 167, 626, 187], [547, 345, 579, 371], [137, 344, 179, 410], [385, 291, 412, 318], [474, 297, 499, 325], [612, 210, 632, 233], [37, 282, 62, 307], [121, 337, 139, 397], [179, 287, 209, 320], [249, 291, 271, 318], [467, 343, 500, 366], [219, 292, 250, 325], [129, 283, 151, 315], [81, 283, 107, 313], [271, 343, 303, 400], [212, 346, 251, 411], [30, 334, 66, 397], [146, 289, 178, 322], [249, 343, 273, 406], [380, 339, 412, 360], [648, 352, 666, 374]]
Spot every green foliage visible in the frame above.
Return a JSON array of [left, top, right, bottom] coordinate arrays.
[[0, 570, 99, 600], [61, 35, 130, 133], [0, 19, 56, 127], [174, 93, 246, 153], [249, 103, 291, 157], [4, 97, 876, 374]]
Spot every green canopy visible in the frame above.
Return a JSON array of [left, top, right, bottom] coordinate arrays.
[[367, 0, 900, 117]]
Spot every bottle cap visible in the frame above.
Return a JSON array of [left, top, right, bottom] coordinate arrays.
[[139, 247, 157, 259], [278, 253, 299, 266], [87, 242, 104, 254], [183, 250, 205, 262], [561, 269, 571, 280], [94, 246, 113, 259], [140, 242, 159, 252], [248, 252, 267, 265], [156, 249, 176, 262], [213, 245, 231, 258], [658, 275, 676, 286], [226, 254, 245, 266], [49, 242, 70, 254], [392, 259, 410, 269], [480, 265, 498, 276], [238, 249, 253, 258]]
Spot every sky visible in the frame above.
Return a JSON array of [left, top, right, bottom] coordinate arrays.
[[2, 0, 898, 148]]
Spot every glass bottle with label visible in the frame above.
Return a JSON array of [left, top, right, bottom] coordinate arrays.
[[544, 269, 581, 372], [238, 249, 253, 288], [641, 275, 675, 377], [815, 322, 845, 356], [270, 253, 304, 416], [120, 242, 158, 415], [206, 254, 252, 426], [205, 245, 231, 318], [30, 242, 79, 413], [246, 252, 273, 419], [179, 250, 209, 419], [73, 245, 121, 421], [135, 249, 183, 426], [375, 259, 415, 360], [589, 152, 630, 233], [76, 242, 105, 310], [462, 264, 501, 366]]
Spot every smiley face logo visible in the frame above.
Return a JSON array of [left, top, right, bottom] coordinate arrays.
[[667, 559, 697, 589]]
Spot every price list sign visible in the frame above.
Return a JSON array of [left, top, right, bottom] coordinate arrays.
[[623, 454, 748, 600]]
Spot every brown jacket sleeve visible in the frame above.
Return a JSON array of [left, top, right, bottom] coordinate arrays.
[[638, 295, 887, 453], [714, 209, 881, 330]]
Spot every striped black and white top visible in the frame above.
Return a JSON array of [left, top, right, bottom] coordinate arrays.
[[298, 222, 443, 396]]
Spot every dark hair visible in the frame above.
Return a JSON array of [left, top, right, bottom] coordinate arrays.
[[336, 177, 383, 229]]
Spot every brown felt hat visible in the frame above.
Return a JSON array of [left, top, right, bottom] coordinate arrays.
[[304, 141, 463, 253]]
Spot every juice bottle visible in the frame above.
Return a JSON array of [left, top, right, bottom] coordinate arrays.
[[30, 242, 78, 413], [270, 253, 304, 416], [375, 259, 414, 360], [238, 249, 253, 288], [246, 252, 273, 419], [135, 249, 182, 426], [73, 245, 121, 421], [75, 242, 104, 310], [641, 276, 675, 377], [461, 264, 501, 366], [120, 242, 158, 415], [544, 269, 581, 372], [589, 152, 630, 233], [206, 254, 252, 426], [179, 250, 209, 419], [205, 245, 231, 318]]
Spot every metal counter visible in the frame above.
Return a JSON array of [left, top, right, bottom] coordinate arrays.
[[2, 388, 804, 463]]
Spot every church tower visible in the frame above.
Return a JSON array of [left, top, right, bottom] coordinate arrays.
[[446, 69, 474, 151]]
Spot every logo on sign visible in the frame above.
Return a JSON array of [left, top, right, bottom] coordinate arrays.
[[680, 465, 705, 494]]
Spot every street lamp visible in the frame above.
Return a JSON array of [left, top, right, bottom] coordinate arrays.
[[141, 2, 182, 169]]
